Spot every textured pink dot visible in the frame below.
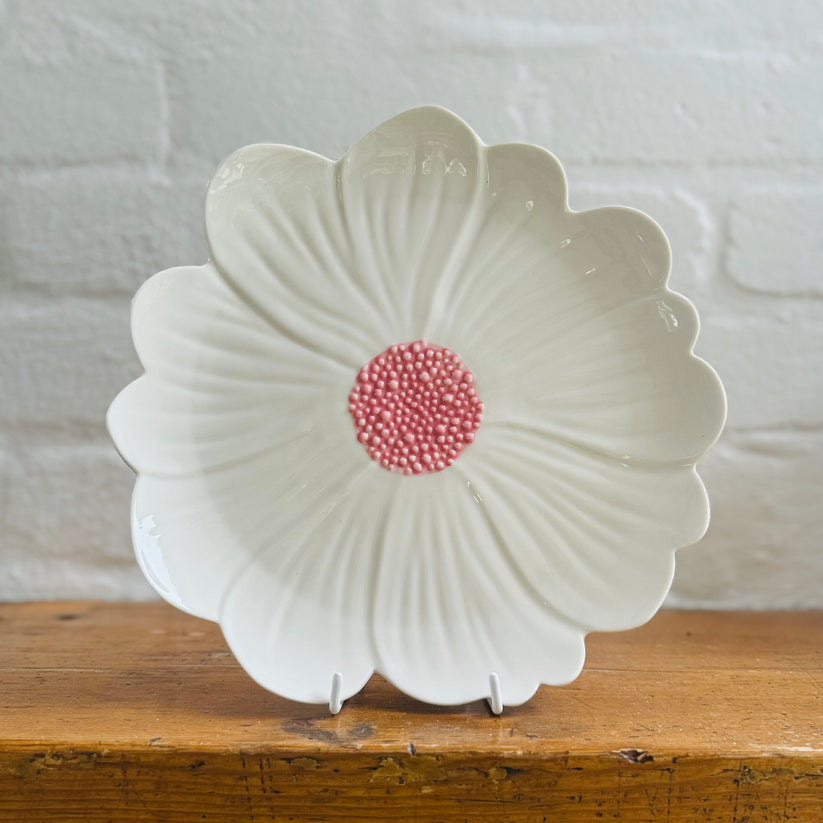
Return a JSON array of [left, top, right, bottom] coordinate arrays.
[[348, 341, 483, 476]]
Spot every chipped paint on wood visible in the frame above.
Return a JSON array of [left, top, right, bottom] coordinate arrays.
[[369, 755, 447, 784]]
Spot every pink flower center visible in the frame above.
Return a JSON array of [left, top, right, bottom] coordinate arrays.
[[349, 341, 483, 475]]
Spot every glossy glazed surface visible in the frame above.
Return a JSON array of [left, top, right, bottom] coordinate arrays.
[[107, 106, 726, 708]]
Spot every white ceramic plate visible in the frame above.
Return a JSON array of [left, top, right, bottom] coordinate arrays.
[[108, 106, 726, 713]]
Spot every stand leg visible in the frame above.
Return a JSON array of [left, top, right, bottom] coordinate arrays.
[[329, 671, 344, 715], [487, 672, 503, 715]]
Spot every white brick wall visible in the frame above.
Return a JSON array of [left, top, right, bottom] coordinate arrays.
[[1, 1, 821, 607]]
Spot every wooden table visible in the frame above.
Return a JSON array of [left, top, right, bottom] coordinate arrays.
[[0, 602, 820, 821]]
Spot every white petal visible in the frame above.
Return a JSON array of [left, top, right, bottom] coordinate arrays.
[[107, 264, 347, 476], [371, 470, 586, 706], [456, 424, 710, 632], [406, 141, 725, 464], [205, 144, 388, 369], [219, 469, 391, 705], [438, 147, 665, 352], [130, 410, 368, 621], [422, 141, 570, 349], [338, 106, 487, 343], [477, 288, 725, 465]]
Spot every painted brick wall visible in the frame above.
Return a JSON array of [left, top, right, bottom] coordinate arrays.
[[1, 1, 821, 607]]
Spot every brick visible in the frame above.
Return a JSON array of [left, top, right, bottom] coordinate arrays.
[[0, 170, 207, 296], [420, 0, 823, 51], [0, 435, 149, 601], [0, 436, 13, 535], [3, 1, 148, 63], [0, 297, 139, 429], [557, 51, 819, 165], [159, 3, 417, 166], [571, 186, 713, 295], [1, 560, 150, 602], [727, 188, 823, 297], [696, 303, 823, 431], [0, 9, 164, 167], [668, 430, 823, 608], [0, 425, 145, 601], [63, 0, 269, 60], [415, 49, 821, 166], [0, 423, 140, 602]]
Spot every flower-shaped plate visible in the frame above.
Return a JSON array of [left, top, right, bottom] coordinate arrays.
[[108, 106, 726, 713]]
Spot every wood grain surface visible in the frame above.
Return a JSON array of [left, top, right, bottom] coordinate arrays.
[[0, 601, 820, 821]]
